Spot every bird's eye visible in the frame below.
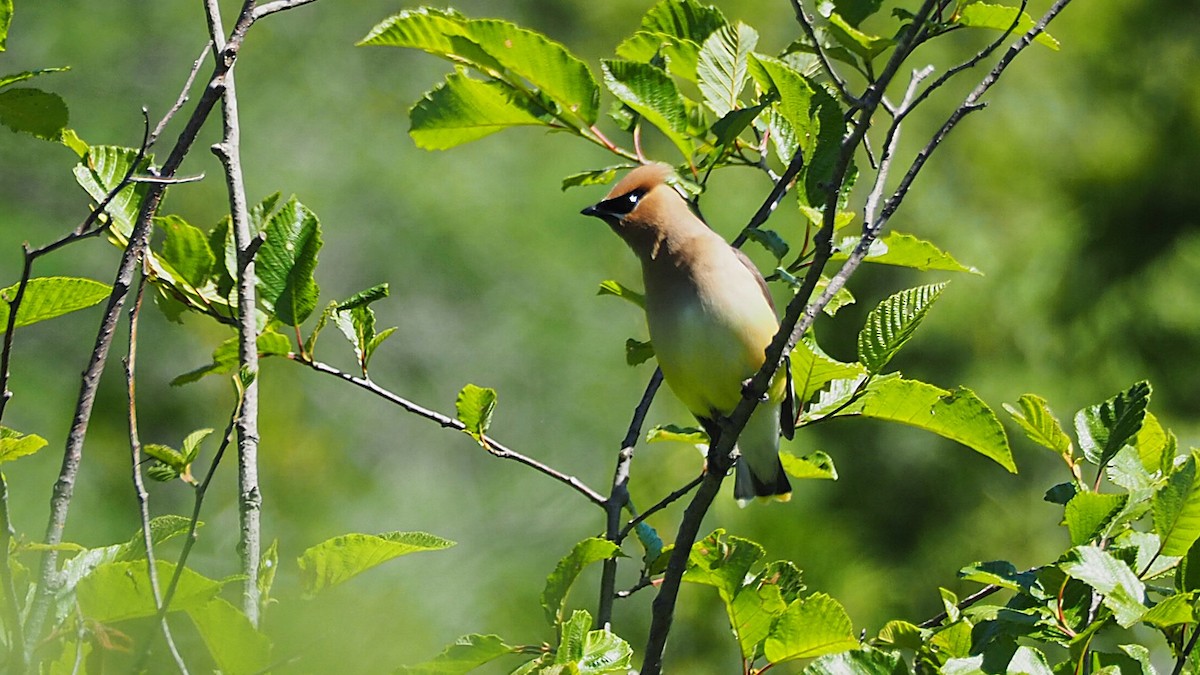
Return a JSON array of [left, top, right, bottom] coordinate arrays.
[[600, 188, 647, 216]]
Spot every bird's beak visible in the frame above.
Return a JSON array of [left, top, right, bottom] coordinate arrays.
[[580, 204, 601, 218]]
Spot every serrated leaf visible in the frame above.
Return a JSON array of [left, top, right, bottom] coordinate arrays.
[[541, 538, 622, 626], [780, 450, 837, 480], [764, 592, 858, 663], [1004, 394, 1073, 457], [337, 283, 389, 311], [188, 597, 272, 675], [577, 627, 633, 674], [399, 634, 517, 675], [77, 561, 222, 622], [180, 428, 214, 464], [640, 0, 728, 42], [0, 0, 12, 51], [297, 531, 454, 598], [360, 10, 600, 125], [959, 561, 1038, 594], [73, 145, 152, 239], [562, 166, 627, 191], [1065, 491, 1127, 546], [833, 231, 980, 274], [0, 426, 47, 463], [1154, 452, 1200, 557], [601, 59, 692, 159], [615, 30, 704, 82], [1134, 411, 1170, 475], [1061, 545, 1146, 628], [157, 215, 215, 287], [708, 101, 770, 148], [409, 73, 548, 150], [857, 283, 946, 374], [683, 530, 764, 601], [647, 424, 708, 444], [143, 443, 186, 469], [824, 12, 892, 60], [956, 2, 1059, 50], [1075, 381, 1151, 472], [790, 335, 866, 404], [696, 22, 757, 118], [832, 377, 1016, 473], [170, 329, 291, 385], [0, 68, 70, 90], [1142, 592, 1195, 628], [0, 88, 67, 140], [729, 572, 788, 659], [0, 277, 112, 333], [744, 227, 789, 260], [455, 384, 497, 444], [597, 279, 645, 309], [256, 197, 322, 326]]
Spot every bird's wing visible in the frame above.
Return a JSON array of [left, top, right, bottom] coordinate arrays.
[[730, 247, 775, 311]]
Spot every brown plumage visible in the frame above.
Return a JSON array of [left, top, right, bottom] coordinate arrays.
[[582, 163, 792, 503]]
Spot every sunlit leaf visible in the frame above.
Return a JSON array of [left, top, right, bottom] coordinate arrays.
[[601, 59, 692, 159], [1065, 491, 1127, 546], [956, 2, 1060, 50], [170, 329, 291, 385], [780, 450, 837, 480], [72, 145, 152, 239], [399, 634, 518, 674], [0, 277, 111, 333], [77, 561, 222, 622], [696, 22, 757, 117], [541, 538, 622, 626], [1060, 545, 1145, 628], [1074, 380, 1151, 471], [764, 592, 858, 663], [647, 424, 707, 444], [833, 231, 980, 274], [1004, 394, 1073, 457], [596, 279, 645, 309], [857, 283, 947, 374], [790, 335, 866, 404], [409, 73, 548, 150], [1154, 452, 1200, 557], [455, 383, 497, 444], [0, 426, 47, 463], [297, 531, 454, 598], [256, 197, 322, 326], [188, 597, 272, 675]]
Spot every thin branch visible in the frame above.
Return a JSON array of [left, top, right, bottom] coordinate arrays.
[[788, 0, 858, 106], [1173, 625, 1200, 675], [918, 583, 1002, 628], [252, 0, 319, 20], [597, 368, 662, 627], [292, 356, 607, 506], [619, 473, 704, 540], [123, 274, 189, 673], [204, 0, 264, 626], [149, 43, 213, 148], [23, 0, 302, 656]]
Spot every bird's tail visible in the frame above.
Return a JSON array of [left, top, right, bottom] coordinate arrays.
[[732, 400, 792, 506]]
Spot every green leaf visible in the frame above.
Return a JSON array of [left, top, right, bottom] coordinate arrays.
[[188, 597, 272, 675], [143, 444, 186, 469], [1134, 411, 1170, 474], [747, 54, 815, 162], [157, 215, 216, 288], [958, 560, 1038, 594], [615, 31, 703, 83], [577, 626, 634, 674], [409, 73, 547, 150], [696, 22, 757, 118], [0, 426, 47, 463], [1060, 545, 1146, 628], [0, 276, 112, 333], [728, 562, 805, 659], [0, 0, 11, 51], [1075, 381, 1151, 472], [258, 539, 278, 619], [832, 377, 1017, 473], [337, 283, 390, 311], [0, 68, 69, 90], [857, 283, 947, 374], [744, 227, 789, 261], [802, 647, 909, 675], [601, 59, 692, 159], [832, 232, 980, 274], [297, 531, 454, 599], [360, 10, 600, 125], [1065, 491, 1127, 546], [777, 272, 855, 316], [683, 530, 764, 601], [455, 384, 497, 444], [597, 279, 645, 309], [0, 88, 67, 140], [180, 428, 213, 464], [790, 335, 866, 404], [780, 450, 837, 480], [562, 166, 628, 191], [647, 424, 707, 444], [1154, 452, 1200, 557], [541, 538, 622, 626], [956, 3, 1060, 50], [170, 329, 291, 385], [709, 101, 770, 147], [824, 12, 892, 60], [1004, 394, 1073, 458], [625, 338, 655, 366], [77, 561, 222, 622], [1142, 592, 1195, 628], [399, 634, 518, 674], [72, 145, 152, 239], [256, 197, 322, 326], [557, 609, 591, 660], [764, 592, 858, 663], [640, 0, 727, 42]]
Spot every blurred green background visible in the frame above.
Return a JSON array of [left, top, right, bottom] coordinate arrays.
[[1, 0, 1197, 671]]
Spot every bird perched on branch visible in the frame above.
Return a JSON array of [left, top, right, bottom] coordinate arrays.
[[581, 163, 793, 504]]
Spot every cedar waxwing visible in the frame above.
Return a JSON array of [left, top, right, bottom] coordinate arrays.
[[582, 163, 793, 504]]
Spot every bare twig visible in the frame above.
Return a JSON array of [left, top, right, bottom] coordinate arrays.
[[619, 473, 704, 541], [124, 274, 189, 673], [252, 0, 319, 20], [204, 0, 264, 626], [597, 368, 662, 627], [292, 356, 608, 506], [788, 0, 858, 106], [149, 43, 213, 147]]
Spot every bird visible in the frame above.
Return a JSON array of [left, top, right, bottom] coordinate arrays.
[[581, 163, 793, 504]]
